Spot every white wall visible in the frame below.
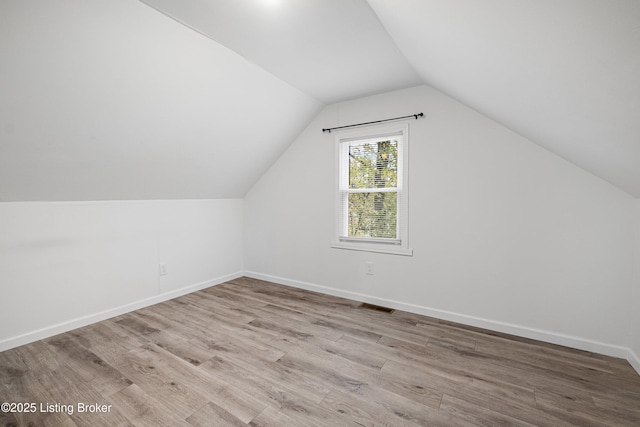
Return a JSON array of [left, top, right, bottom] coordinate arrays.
[[245, 85, 637, 359], [632, 200, 640, 370], [0, 199, 243, 350]]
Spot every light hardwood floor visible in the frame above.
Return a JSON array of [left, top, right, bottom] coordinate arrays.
[[1, 277, 639, 426]]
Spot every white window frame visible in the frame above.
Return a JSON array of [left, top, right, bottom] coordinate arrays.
[[331, 122, 412, 256]]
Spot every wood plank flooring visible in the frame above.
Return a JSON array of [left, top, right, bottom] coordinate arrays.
[[1, 277, 639, 426]]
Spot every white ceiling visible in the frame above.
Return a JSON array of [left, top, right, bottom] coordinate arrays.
[[139, 0, 423, 103], [0, 0, 321, 201], [1, 0, 638, 200], [368, 0, 640, 198]]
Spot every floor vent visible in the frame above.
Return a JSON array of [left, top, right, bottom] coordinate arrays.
[[360, 303, 394, 313]]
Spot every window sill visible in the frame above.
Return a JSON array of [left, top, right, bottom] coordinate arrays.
[[330, 242, 413, 256]]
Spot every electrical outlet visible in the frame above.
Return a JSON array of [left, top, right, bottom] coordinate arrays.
[[365, 261, 374, 275], [159, 263, 168, 276]]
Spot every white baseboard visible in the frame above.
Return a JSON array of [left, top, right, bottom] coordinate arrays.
[[3, 270, 639, 377], [245, 271, 640, 375], [0, 271, 243, 353], [629, 350, 640, 375]]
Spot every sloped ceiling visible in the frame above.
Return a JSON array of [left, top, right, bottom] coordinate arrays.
[[0, 0, 321, 201], [368, 0, 640, 197], [139, 0, 422, 104], [1, 0, 639, 201]]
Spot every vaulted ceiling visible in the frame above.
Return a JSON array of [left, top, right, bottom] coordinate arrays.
[[1, 0, 639, 200], [368, 0, 640, 198]]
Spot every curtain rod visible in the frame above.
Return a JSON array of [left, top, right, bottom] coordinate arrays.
[[322, 112, 424, 133]]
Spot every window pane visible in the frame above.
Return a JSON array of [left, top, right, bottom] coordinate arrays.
[[348, 192, 397, 238], [349, 139, 398, 189]]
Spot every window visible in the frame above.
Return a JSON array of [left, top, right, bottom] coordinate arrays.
[[332, 123, 412, 256]]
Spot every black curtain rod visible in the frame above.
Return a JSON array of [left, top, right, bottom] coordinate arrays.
[[322, 112, 424, 133]]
